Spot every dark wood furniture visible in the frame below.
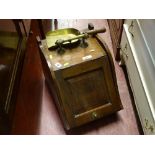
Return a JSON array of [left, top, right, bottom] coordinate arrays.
[[108, 19, 124, 60], [38, 31, 123, 130], [0, 19, 30, 134]]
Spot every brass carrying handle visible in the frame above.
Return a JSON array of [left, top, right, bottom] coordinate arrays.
[[55, 27, 106, 46]]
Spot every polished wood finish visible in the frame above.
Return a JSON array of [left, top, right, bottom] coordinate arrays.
[[0, 20, 30, 134], [108, 19, 124, 60], [12, 20, 141, 135], [39, 32, 123, 130]]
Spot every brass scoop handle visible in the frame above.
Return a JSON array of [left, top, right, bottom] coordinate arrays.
[[86, 27, 106, 35], [55, 27, 106, 46]]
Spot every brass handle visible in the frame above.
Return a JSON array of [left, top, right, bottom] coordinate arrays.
[[86, 27, 106, 35], [128, 20, 134, 38], [55, 27, 106, 46]]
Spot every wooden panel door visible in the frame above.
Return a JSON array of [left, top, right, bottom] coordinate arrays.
[[54, 56, 122, 129]]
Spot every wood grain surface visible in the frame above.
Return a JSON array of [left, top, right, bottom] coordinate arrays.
[[11, 19, 142, 134]]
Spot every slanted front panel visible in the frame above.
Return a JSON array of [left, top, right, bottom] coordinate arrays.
[[66, 68, 110, 116], [54, 56, 122, 129]]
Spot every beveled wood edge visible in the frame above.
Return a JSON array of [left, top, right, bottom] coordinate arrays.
[[95, 35, 123, 110]]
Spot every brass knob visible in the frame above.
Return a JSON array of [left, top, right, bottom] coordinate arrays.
[[92, 112, 98, 119]]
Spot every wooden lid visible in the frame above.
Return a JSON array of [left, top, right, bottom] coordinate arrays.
[[40, 36, 107, 71]]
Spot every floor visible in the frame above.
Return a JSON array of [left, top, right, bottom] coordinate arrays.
[[11, 19, 142, 134]]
